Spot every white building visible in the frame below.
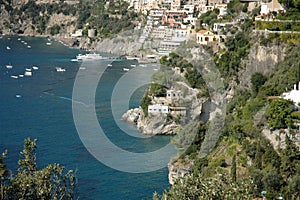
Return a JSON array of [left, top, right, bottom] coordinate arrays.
[[166, 89, 183, 101], [281, 82, 300, 106], [71, 29, 83, 37], [183, 14, 197, 26], [260, 0, 285, 15], [148, 104, 169, 114]]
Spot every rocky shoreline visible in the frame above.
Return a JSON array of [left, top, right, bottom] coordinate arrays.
[[122, 107, 179, 135]]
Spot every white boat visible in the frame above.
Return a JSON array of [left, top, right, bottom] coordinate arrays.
[[18, 38, 21, 41], [6, 46, 10, 50], [56, 67, 66, 72], [153, 68, 159, 71], [130, 64, 136, 67], [15, 94, 22, 98], [26, 68, 32, 72], [46, 42, 52, 46], [10, 75, 18, 79], [27, 45, 31, 48], [123, 68, 130, 71], [32, 66, 39, 70], [76, 53, 108, 60], [79, 67, 86, 70], [6, 65, 13, 69], [24, 71, 32, 76], [19, 74, 24, 78], [107, 64, 113, 67], [71, 59, 78, 62], [24, 42, 27, 45], [139, 64, 146, 67]]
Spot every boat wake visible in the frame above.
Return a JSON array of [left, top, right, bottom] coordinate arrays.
[[58, 96, 92, 108], [43, 91, 92, 108]]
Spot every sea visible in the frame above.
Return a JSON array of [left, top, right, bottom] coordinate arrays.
[[0, 36, 172, 199]]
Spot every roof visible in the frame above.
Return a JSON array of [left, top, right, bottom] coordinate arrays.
[[197, 30, 208, 34]]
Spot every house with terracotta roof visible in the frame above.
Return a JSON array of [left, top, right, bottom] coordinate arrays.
[[196, 30, 225, 45]]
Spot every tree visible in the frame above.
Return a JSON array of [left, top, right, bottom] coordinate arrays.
[[0, 138, 76, 199], [140, 94, 152, 117], [280, 136, 300, 179], [231, 154, 237, 183], [266, 99, 294, 129], [288, 175, 300, 198], [251, 72, 267, 96], [262, 171, 282, 198]]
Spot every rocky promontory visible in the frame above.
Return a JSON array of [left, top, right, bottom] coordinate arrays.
[[122, 107, 179, 135]]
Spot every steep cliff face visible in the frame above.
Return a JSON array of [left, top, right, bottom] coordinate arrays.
[[239, 41, 287, 87], [95, 30, 143, 56]]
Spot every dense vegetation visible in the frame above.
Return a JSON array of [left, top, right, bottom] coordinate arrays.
[[160, 53, 208, 93], [0, 0, 140, 37], [0, 138, 76, 199], [155, 25, 300, 200], [77, 0, 140, 37]]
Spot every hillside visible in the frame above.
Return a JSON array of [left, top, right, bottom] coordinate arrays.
[[0, 0, 141, 38]]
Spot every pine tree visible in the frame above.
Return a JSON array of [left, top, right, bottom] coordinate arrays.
[[231, 154, 237, 183]]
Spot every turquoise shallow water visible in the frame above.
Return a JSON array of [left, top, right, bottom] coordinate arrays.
[[0, 36, 172, 199]]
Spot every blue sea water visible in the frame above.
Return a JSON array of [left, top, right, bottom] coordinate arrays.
[[0, 36, 172, 199]]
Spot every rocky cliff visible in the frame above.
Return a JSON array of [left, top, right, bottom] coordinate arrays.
[[122, 107, 179, 135], [239, 40, 287, 87]]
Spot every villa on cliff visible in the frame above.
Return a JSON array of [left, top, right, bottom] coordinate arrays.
[[148, 89, 187, 116], [281, 82, 300, 107], [196, 30, 226, 45]]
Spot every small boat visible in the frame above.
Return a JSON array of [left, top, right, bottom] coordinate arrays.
[[10, 75, 18, 79], [27, 45, 31, 48], [6, 65, 13, 69], [19, 74, 24, 78], [25, 68, 32, 72], [107, 64, 113, 67], [6, 46, 11, 50], [140, 64, 146, 67], [130, 64, 136, 67], [79, 67, 86, 70], [32, 66, 39, 70], [153, 68, 158, 71], [21, 40, 25, 43], [56, 67, 66, 72], [24, 71, 32, 76], [71, 59, 78, 62], [15, 94, 22, 98], [46, 42, 52, 46], [123, 68, 130, 71], [18, 38, 21, 41], [24, 42, 27, 45]]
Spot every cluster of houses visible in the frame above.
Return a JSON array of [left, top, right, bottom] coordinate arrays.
[[148, 89, 187, 116], [67, 0, 287, 53], [128, 0, 230, 53]]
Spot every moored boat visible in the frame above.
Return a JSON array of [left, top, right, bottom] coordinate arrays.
[[6, 65, 13, 69], [76, 53, 108, 60], [24, 71, 32, 76], [56, 67, 66, 72]]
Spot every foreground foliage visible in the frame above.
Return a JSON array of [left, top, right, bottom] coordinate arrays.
[[0, 138, 76, 200]]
